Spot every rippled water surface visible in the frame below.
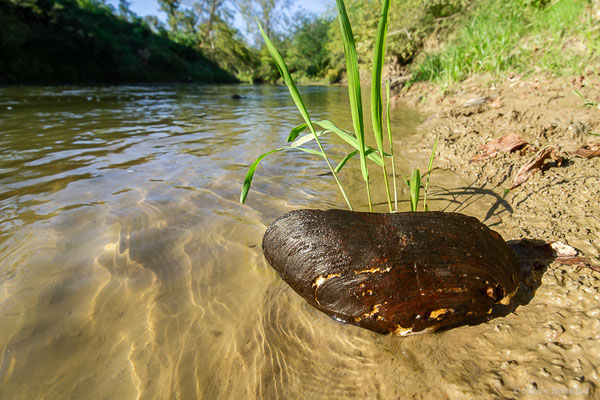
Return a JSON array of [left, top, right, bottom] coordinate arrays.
[[7, 85, 598, 399], [0, 85, 432, 398]]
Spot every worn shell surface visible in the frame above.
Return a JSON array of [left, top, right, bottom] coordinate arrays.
[[262, 209, 521, 336]]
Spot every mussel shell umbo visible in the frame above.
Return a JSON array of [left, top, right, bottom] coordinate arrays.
[[262, 209, 520, 336]]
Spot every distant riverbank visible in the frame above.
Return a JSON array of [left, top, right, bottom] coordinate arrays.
[[0, 0, 236, 85]]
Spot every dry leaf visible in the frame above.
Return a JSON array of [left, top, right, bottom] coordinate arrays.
[[490, 98, 502, 108], [508, 239, 599, 271], [510, 147, 563, 189], [471, 133, 531, 162], [557, 257, 594, 267], [572, 142, 600, 159]]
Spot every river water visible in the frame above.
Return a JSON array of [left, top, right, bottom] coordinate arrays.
[[1, 85, 597, 399], [0, 85, 428, 398]]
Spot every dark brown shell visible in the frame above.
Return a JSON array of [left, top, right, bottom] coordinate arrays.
[[262, 209, 520, 336]]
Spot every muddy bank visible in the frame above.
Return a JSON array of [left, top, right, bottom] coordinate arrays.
[[396, 74, 600, 260], [389, 74, 600, 397]]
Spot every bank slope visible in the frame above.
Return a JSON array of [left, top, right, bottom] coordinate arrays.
[[0, 0, 237, 84]]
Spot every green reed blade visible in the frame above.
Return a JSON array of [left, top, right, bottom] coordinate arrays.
[[241, 148, 284, 204], [287, 123, 308, 142], [371, 0, 392, 212], [292, 125, 387, 166], [335, 150, 359, 173], [335, 148, 379, 173], [313, 120, 385, 166], [314, 120, 360, 147], [257, 20, 353, 210], [293, 147, 324, 158], [423, 134, 439, 211], [240, 146, 326, 204], [335, 0, 372, 210], [386, 81, 398, 212], [409, 168, 421, 212], [291, 130, 326, 147]]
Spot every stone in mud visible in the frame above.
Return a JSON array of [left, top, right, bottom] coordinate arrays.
[[262, 209, 521, 336]]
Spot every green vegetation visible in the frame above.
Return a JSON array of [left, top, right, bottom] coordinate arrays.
[[4, 0, 595, 85], [412, 0, 599, 84], [422, 134, 439, 212], [402, 134, 438, 212], [241, 0, 393, 210], [240, 0, 439, 213], [408, 168, 421, 212], [241, 19, 353, 210], [385, 81, 399, 211], [370, 0, 392, 211], [0, 0, 236, 83], [336, 0, 372, 210]]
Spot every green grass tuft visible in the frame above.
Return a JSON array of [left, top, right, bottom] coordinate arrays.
[[241, 0, 440, 213], [412, 0, 599, 84]]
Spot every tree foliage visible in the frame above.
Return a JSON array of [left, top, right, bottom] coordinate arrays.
[[285, 13, 332, 79], [0, 0, 236, 83]]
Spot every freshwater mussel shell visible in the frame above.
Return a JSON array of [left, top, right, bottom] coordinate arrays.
[[262, 209, 520, 336]]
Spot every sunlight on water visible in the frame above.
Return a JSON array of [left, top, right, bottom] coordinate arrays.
[[0, 85, 474, 399]]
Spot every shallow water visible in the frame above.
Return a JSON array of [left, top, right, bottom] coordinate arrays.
[[0, 85, 598, 399]]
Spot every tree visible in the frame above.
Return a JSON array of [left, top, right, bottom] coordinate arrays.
[[199, 0, 226, 49], [157, 0, 182, 32], [233, 0, 292, 43], [117, 0, 134, 21], [285, 13, 332, 78]]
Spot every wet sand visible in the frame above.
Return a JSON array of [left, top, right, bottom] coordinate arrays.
[[391, 74, 600, 398]]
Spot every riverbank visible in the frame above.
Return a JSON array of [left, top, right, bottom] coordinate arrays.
[[388, 73, 599, 396], [0, 0, 236, 84], [396, 73, 599, 259]]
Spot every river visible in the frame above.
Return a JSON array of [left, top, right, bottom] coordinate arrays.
[[3, 84, 598, 399], [1, 85, 435, 398]]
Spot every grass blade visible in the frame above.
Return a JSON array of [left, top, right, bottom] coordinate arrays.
[[423, 134, 439, 211], [257, 20, 353, 210], [371, 0, 392, 212], [287, 123, 308, 142], [313, 120, 385, 166], [335, 148, 379, 173], [240, 146, 326, 204], [335, 150, 359, 173], [409, 168, 421, 212], [335, 0, 372, 210], [291, 123, 387, 167], [386, 81, 398, 211], [241, 148, 285, 204], [291, 130, 326, 147]]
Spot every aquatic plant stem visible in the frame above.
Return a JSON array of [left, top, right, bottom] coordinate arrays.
[[336, 0, 372, 211], [256, 21, 353, 211], [311, 126, 354, 211], [371, 0, 392, 212], [380, 157, 392, 212], [423, 134, 439, 212], [385, 81, 398, 212], [366, 179, 373, 212]]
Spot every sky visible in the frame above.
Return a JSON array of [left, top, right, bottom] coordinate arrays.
[[106, 0, 335, 32]]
